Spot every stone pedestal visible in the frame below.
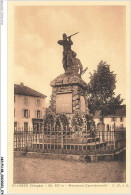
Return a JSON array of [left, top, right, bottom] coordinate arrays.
[[50, 71, 89, 115]]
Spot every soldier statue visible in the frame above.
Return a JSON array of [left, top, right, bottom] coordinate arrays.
[[57, 33, 73, 71], [57, 32, 87, 76]]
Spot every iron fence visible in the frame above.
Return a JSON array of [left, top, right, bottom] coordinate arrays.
[[14, 125, 126, 155]]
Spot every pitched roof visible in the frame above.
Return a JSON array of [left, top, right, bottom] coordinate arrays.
[[14, 83, 47, 98]]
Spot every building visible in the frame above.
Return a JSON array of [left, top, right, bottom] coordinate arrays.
[[14, 83, 47, 132], [94, 105, 126, 131]]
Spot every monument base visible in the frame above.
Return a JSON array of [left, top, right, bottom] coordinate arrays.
[[50, 72, 89, 115]]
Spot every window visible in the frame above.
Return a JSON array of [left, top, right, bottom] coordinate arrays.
[[36, 99, 41, 106], [37, 124, 40, 133], [106, 124, 110, 131], [100, 118, 103, 122], [14, 122, 17, 131], [24, 109, 30, 118], [24, 97, 28, 105], [111, 117, 117, 122], [120, 117, 124, 122], [37, 110, 41, 118], [24, 122, 28, 132]]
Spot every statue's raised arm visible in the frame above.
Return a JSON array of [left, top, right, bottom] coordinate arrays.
[[57, 33, 73, 52]]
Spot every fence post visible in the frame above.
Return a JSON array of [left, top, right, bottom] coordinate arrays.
[[50, 123, 51, 151], [95, 131, 96, 153], [86, 124, 87, 151], [16, 128, 18, 151], [113, 127, 116, 151], [39, 123, 40, 151], [23, 127, 27, 153], [61, 123, 64, 152], [42, 123, 44, 152], [99, 131, 100, 149]]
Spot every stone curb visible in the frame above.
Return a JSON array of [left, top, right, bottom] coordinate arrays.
[[14, 151, 123, 162]]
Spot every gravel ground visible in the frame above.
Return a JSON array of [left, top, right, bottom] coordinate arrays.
[[14, 157, 126, 183]]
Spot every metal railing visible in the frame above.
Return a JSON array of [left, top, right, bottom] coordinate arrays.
[[14, 125, 126, 155]]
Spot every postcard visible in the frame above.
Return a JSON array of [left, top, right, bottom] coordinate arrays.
[[0, 0, 130, 194]]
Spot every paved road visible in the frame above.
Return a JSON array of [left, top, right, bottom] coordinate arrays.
[[14, 157, 126, 183]]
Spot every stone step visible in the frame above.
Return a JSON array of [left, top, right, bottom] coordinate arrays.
[[32, 141, 106, 147], [32, 141, 106, 151], [40, 137, 100, 144]]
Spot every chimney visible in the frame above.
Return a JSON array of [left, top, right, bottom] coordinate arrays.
[[20, 82, 24, 87]]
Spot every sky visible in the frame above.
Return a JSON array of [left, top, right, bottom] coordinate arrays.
[[14, 5, 126, 106]]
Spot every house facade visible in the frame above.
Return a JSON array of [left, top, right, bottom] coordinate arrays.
[[14, 83, 47, 132], [94, 105, 126, 131]]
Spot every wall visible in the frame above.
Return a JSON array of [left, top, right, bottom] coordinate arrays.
[[94, 116, 126, 131], [14, 94, 46, 130]]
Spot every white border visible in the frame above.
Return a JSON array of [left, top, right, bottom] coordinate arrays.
[[1, 0, 7, 194], [0, 0, 130, 194]]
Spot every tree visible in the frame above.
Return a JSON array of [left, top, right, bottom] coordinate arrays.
[[88, 60, 124, 118]]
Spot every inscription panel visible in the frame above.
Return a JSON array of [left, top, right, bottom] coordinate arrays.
[[56, 93, 72, 114]]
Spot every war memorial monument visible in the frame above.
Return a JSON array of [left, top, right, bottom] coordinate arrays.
[[48, 33, 91, 133]]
